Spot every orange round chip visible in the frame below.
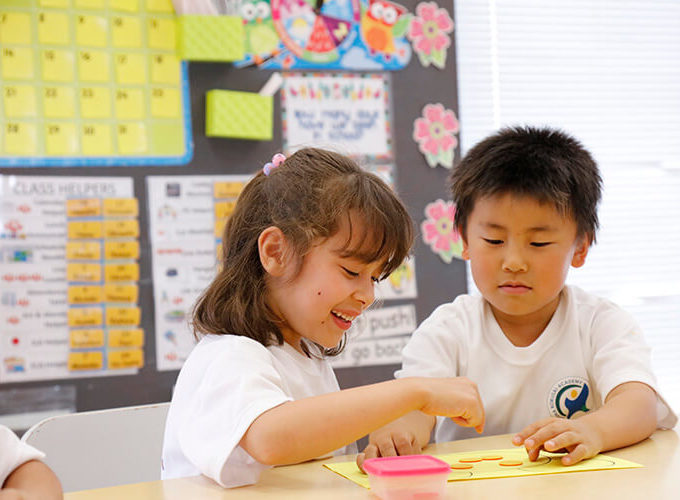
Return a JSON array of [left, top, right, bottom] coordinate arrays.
[[459, 457, 482, 463], [481, 455, 503, 461], [499, 460, 523, 466], [451, 463, 474, 470]]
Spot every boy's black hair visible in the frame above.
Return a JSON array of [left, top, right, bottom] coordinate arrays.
[[450, 125, 602, 243]]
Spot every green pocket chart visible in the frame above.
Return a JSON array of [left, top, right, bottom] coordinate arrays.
[[0, 0, 193, 167]]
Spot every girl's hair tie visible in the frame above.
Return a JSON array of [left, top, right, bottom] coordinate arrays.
[[263, 153, 286, 176]]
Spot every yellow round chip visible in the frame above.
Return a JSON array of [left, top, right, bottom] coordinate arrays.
[[499, 460, 523, 466]]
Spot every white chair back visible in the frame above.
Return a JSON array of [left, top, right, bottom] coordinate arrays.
[[22, 402, 170, 492]]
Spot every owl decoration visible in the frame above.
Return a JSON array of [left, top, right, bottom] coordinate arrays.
[[240, 0, 281, 64], [360, 0, 410, 57]]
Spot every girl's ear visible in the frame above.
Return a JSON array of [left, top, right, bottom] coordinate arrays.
[[258, 226, 289, 276], [571, 235, 590, 268]]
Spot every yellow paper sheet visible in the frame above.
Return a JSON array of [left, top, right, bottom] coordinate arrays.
[[324, 448, 642, 489]]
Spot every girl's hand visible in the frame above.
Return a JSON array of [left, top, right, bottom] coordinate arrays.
[[512, 417, 605, 465], [357, 427, 421, 471], [418, 377, 485, 433]]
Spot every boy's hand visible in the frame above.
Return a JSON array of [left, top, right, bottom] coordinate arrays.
[[512, 417, 604, 465]]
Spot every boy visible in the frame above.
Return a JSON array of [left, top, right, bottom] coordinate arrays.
[[360, 126, 677, 466]]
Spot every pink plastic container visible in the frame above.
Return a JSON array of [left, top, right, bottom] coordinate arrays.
[[362, 455, 450, 500]]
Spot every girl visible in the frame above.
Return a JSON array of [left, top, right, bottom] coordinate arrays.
[[161, 148, 485, 488]]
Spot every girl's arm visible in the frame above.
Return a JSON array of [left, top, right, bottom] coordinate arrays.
[[240, 376, 483, 466], [1, 460, 62, 500]]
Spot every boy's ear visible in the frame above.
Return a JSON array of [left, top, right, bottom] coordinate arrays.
[[258, 226, 289, 276], [571, 235, 590, 268], [459, 227, 470, 261]]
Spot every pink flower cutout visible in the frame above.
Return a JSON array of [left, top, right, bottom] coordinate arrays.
[[413, 103, 459, 168], [421, 199, 463, 263], [407, 2, 454, 68]]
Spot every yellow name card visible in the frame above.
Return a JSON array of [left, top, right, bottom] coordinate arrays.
[[68, 307, 104, 327], [66, 198, 102, 217], [214, 181, 245, 199], [105, 306, 141, 326], [104, 241, 139, 260], [214, 219, 226, 238], [103, 198, 139, 217], [68, 285, 103, 304], [68, 221, 103, 239], [104, 263, 139, 282], [66, 241, 102, 260], [67, 263, 102, 282], [103, 219, 139, 238], [70, 329, 105, 348], [108, 328, 144, 347], [108, 349, 144, 369], [214, 200, 237, 219], [68, 351, 104, 371], [104, 284, 138, 303]]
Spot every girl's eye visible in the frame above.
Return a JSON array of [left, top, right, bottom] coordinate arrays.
[[531, 242, 551, 247], [342, 267, 359, 277], [371, 276, 380, 284], [483, 238, 503, 245]]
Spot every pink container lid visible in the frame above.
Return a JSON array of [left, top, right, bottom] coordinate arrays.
[[363, 455, 450, 477]]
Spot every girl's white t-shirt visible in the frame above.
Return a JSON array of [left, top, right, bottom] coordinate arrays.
[[0, 425, 45, 486], [161, 335, 355, 488]]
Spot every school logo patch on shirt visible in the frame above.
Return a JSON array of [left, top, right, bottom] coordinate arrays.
[[548, 376, 591, 419]]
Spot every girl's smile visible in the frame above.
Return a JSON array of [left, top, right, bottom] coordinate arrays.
[[264, 215, 383, 354]]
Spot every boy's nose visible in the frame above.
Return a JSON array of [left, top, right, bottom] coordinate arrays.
[[502, 247, 528, 273]]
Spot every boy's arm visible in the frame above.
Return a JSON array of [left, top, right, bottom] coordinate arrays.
[[513, 381, 657, 465], [1, 460, 62, 500], [356, 410, 435, 469], [240, 376, 483, 466]]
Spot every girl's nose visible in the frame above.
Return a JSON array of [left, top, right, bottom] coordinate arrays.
[[354, 277, 375, 308]]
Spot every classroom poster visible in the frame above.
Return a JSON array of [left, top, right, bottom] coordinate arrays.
[[330, 304, 416, 368], [375, 257, 417, 300], [281, 72, 393, 160], [0, 0, 193, 167], [235, 0, 413, 71], [147, 175, 251, 371], [0, 175, 142, 382]]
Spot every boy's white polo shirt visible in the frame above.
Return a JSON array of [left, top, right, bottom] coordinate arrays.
[[397, 285, 677, 443]]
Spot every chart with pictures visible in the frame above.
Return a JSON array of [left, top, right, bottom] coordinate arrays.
[[0, 175, 144, 383], [0, 0, 192, 167], [147, 175, 252, 371]]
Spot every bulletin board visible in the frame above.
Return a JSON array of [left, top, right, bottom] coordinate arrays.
[[0, 0, 467, 433], [0, 0, 192, 167]]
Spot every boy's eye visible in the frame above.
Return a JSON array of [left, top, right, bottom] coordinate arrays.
[[371, 276, 380, 284], [531, 242, 551, 247], [483, 238, 503, 245]]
